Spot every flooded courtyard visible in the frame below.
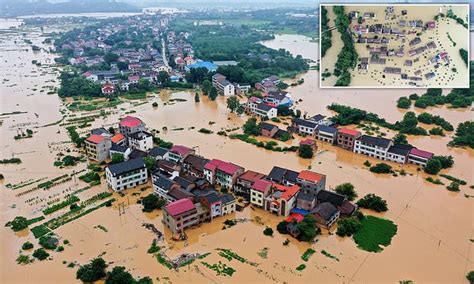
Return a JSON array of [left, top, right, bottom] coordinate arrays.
[[0, 21, 473, 283]]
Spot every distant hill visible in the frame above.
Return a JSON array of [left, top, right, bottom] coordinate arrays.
[[1, 0, 141, 18]]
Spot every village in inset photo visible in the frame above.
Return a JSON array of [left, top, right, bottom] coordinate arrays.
[[320, 4, 470, 88]]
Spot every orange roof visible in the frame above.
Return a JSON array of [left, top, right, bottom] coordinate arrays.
[[297, 170, 325, 183], [272, 184, 300, 201], [86, 134, 106, 144], [338, 128, 361, 137], [111, 133, 125, 143]]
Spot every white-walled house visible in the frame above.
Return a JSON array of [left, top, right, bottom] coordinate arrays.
[[106, 158, 148, 191], [128, 131, 153, 152]]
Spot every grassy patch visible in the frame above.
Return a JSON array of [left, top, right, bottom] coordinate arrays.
[[321, 250, 339, 261], [353, 216, 398, 253], [31, 224, 51, 238], [296, 264, 306, 271], [301, 248, 315, 262]]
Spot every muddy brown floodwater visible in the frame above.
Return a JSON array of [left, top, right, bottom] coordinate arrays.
[[0, 22, 473, 284]]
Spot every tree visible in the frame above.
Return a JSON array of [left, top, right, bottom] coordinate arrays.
[[242, 118, 260, 136], [393, 133, 408, 145], [209, 87, 218, 100], [158, 71, 170, 86], [141, 194, 165, 212], [356, 194, 388, 212], [276, 220, 289, 234], [369, 163, 392, 174], [194, 93, 200, 102], [336, 217, 362, 237], [263, 227, 273, 236], [22, 241, 34, 250], [76, 257, 107, 283], [117, 61, 128, 71], [397, 97, 411, 109], [10, 216, 28, 231], [450, 121, 474, 148], [32, 248, 50, 260], [334, 182, 357, 201], [108, 127, 116, 135], [202, 80, 212, 95], [104, 52, 119, 64], [459, 48, 468, 66], [424, 158, 442, 175], [466, 271, 474, 283], [143, 156, 155, 171], [298, 144, 313, 159], [111, 153, 124, 164], [137, 78, 151, 92], [431, 155, 454, 169], [105, 266, 135, 284], [226, 96, 240, 113], [296, 215, 320, 242]]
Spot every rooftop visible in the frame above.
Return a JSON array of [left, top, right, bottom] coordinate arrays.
[[120, 116, 143, 128], [338, 128, 361, 137], [107, 158, 145, 176], [86, 134, 106, 144], [165, 198, 195, 216], [170, 145, 194, 157], [409, 148, 434, 159], [252, 179, 273, 192], [238, 170, 266, 183], [297, 170, 325, 183], [111, 133, 125, 143]]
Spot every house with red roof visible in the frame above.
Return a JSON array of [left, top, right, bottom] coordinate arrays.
[[203, 159, 244, 189], [299, 138, 317, 151], [85, 134, 112, 162], [296, 170, 327, 196], [128, 75, 140, 84], [111, 133, 126, 146], [408, 148, 434, 166], [162, 198, 209, 234], [101, 83, 115, 95], [119, 116, 145, 136], [336, 128, 362, 151], [250, 179, 273, 208], [234, 170, 266, 199], [167, 145, 195, 164], [264, 184, 300, 216]]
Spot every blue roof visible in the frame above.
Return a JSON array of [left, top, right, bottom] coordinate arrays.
[[290, 208, 310, 216], [185, 61, 217, 72]]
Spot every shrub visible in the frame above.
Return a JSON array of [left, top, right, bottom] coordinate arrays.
[[397, 97, 411, 109], [336, 217, 362, 237], [263, 227, 273, 236], [10, 216, 28, 231], [446, 181, 460, 192], [334, 183, 357, 201], [298, 144, 314, 159], [369, 163, 392, 174], [424, 159, 442, 175], [32, 248, 50, 260], [276, 220, 289, 234], [76, 257, 107, 283], [141, 194, 165, 212], [357, 194, 388, 212], [22, 241, 34, 250], [39, 235, 59, 250]]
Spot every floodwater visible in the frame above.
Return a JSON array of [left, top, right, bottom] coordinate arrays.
[[0, 20, 473, 284]]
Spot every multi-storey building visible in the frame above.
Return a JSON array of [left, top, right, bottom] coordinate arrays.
[[296, 170, 326, 196], [128, 131, 153, 152], [105, 158, 148, 191], [353, 135, 393, 160], [408, 148, 434, 166], [250, 179, 273, 208], [234, 170, 266, 198], [162, 198, 211, 234], [336, 128, 362, 150], [315, 125, 338, 144], [119, 116, 146, 136], [85, 134, 112, 162], [212, 73, 235, 96]]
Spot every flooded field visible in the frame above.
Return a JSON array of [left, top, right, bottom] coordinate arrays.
[[0, 21, 473, 283]]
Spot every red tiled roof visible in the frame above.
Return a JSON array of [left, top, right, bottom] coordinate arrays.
[[82, 71, 92, 77], [285, 213, 304, 223], [170, 145, 193, 157], [218, 162, 242, 175], [128, 75, 139, 81], [409, 148, 434, 159], [111, 133, 125, 143], [338, 128, 361, 137], [299, 138, 315, 146], [272, 184, 300, 201], [238, 170, 266, 183], [165, 198, 195, 216], [297, 170, 325, 183], [120, 116, 142, 128], [248, 96, 260, 103], [252, 179, 272, 192], [86, 134, 106, 144]]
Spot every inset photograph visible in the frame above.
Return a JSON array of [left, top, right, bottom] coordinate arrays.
[[320, 4, 470, 88]]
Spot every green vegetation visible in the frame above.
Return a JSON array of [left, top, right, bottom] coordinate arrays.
[[295, 264, 306, 271], [332, 6, 358, 86], [217, 248, 257, 266], [425, 177, 444, 185], [226, 96, 240, 113], [276, 216, 320, 242], [32, 248, 50, 260], [369, 163, 392, 174], [201, 261, 236, 277], [66, 126, 85, 147], [466, 271, 474, 283], [397, 97, 411, 109], [357, 194, 388, 212], [257, 247, 269, 259], [353, 216, 397, 252], [417, 113, 453, 131], [301, 248, 316, 262], [298, 144, 314, 159], [243, 117, 261, 136], [153, 136, 174, 149], [111, 153, 125, 164], [39, 235, 59, 250], [16, 254, 33, 265], [22, 241, 34, 250], [336, 217, 362, 237], [411, 88, 472, 109], [58, 71, 102, 98], [449, 121, 474, 149], [31, 224, 51, 238], [229, 133, 298, 152], [320, 6, 332, 58], [9, 216, 28, 231], [439, 174, 466, 185], [445, 9, 468, 29], [424, 155, 454, 175], [76, 257, 107, 283], [43, 196, 80, 215], [141, 194, 165, 212], [198, 128, 213, 134], [459, 48, 468, 66], [321, 250, 339, 261], [334, 182, 357, 201], [429, 127, 445, 136], [79, 171, 101, 185], [147, 239, 160, 254], [263, 227, 274, 236], [446, 181, 460, 192], [0, 158, 22, 164], [54, 155, 82, 167]]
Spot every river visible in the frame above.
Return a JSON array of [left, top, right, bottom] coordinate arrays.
[[0, 23, 473, 283]]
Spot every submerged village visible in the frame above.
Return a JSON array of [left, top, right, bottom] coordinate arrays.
[[1, 5, 474, 284]]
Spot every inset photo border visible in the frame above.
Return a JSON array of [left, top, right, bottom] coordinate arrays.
[[319, 3, 470, 88]]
